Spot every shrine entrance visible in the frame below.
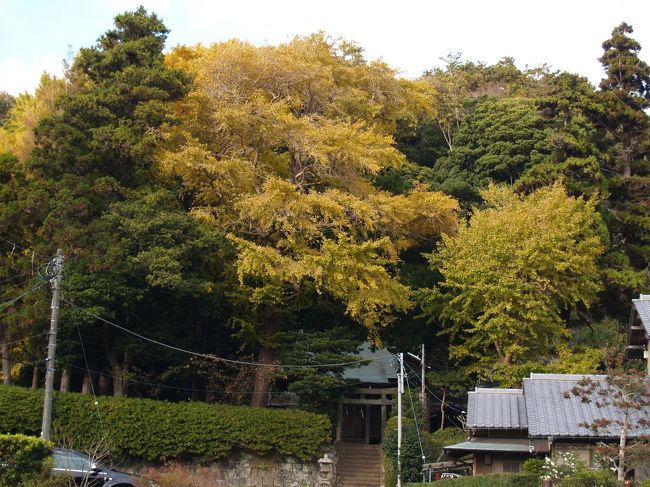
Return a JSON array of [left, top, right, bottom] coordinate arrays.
[[336, 387, 395, 444]]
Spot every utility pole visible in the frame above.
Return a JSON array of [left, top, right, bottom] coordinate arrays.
[[397, 352, 403, 487], [41, 249, 64, 441], [407, 344, 427, 419]]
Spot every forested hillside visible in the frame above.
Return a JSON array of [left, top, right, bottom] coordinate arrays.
[[0, 8, 648, 411]]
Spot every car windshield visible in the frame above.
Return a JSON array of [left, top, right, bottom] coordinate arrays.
[[53, 450, 104, 472]]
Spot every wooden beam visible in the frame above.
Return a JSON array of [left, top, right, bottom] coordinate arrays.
[[342, 397, 393, 406], [350, 387, 397, 395]]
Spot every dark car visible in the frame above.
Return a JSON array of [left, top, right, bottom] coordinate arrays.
[[52, 448, 156, 487]]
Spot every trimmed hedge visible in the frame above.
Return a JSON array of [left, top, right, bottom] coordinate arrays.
[[406, 473, 539, 487], [0, 433, 52, 485], [0, 385, 330, 461]]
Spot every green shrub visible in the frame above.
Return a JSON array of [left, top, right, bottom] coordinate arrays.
[[560, 468, 617, 487], [0, 385, 330, 461], [406, 473, 539, 486], [429, 427, 467, 460], [523, 457, 545, 477], [382, 422, 438, 486], [0, 434, 52, 485]]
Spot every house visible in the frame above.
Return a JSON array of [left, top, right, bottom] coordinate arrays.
[[444, 373, 650, 476], [625, 294, 650, 373]]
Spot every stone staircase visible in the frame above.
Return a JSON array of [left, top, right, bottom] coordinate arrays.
[[336, 442, 382, 487]]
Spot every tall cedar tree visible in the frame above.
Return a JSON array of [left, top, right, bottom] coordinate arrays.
[[23, 7, 195, 396]]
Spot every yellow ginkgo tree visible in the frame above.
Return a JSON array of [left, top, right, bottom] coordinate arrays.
[[160, 33, 459, 406]]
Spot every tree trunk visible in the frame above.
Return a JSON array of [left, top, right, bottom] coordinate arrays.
[[103, 324, 132, 397], [82, 373, 93, 394], [1, 342, 9, 385], [192, 321, 206, 402], [250, 306, 279, 408], [621, 143, 632, 178], [0, 323, 10, 385], [618, 412, 628, 482], [440, 389, 447, 430], [98, 375, 110, 395], [31, 364, 40, 389], [250, 345, 275, 407], [59, 368, 70, 392]]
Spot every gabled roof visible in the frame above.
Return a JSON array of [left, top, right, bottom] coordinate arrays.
[[342, 342, 396, 384], [467, 388, 527, 429], [524, 373, 650, 438]]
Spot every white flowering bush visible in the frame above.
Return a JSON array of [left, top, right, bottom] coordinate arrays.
[[541, 452, 583, 484]]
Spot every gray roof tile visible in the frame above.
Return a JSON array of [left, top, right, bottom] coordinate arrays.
[[467, 388, 527, 429], [633, 298, 650, 335], [524, 373, 650, 438]]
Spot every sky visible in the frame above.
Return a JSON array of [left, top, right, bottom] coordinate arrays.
[[1, 0, 649, 96]]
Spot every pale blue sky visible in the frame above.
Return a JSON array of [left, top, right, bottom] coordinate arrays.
[[1, 0, 649, 95]]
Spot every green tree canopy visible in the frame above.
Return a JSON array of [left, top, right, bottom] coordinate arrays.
[[425, 183, 605, 378]]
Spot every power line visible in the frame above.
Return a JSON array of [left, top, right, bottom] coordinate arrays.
[[0, 349, 376, 398], [62, 361, 371, 397], [0, 268, 40, 287], [0, 234, 47, 259], [0, 331, 49, 348], [404, 368, 427, 462], [60, 297, 392, 369], [75, 323, 104, 428], [403, 361, 466, 413], [0, 282, 46, 313]]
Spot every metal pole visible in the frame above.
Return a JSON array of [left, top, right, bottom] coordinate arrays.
[[397, 352, 403, 487], [41, 249, 64, 441]]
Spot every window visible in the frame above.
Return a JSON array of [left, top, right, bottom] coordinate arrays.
[[502, 461, 520, 473], [483, 454, 492, 465], [53, 451, 91, 472]]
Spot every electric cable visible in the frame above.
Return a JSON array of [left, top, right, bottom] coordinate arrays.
[[60, 297, 392, 369], [75, 323, 104, 428], [404, 366, 427, 463], [62, 360, 372, 397], [403, 360, 466, 413], [0, 234, 47, 259], [0, 331, 49, 348], [0, 282, 46, 313], [0, 268, 41, 287]]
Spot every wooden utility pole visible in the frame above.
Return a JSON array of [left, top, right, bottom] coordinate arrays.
[[41, 249, 63, 441]]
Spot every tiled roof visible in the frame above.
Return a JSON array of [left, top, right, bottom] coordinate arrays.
[[467, 388, 527, 429], [445, 438, 531, 454], [633, 298, 650, 335], [524, 373, 650, 438], [464, 373, 650, 439], [342, 342, 396, 384]]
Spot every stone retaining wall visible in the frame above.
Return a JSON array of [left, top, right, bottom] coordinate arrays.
[[134, 450, 335, 487]]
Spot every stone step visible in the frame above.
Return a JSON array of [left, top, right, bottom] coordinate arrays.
[[336, 442, 381, 487]]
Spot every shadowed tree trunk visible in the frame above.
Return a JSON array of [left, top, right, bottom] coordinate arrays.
[[250, 305, 279, 408], [0, 323, 10, 385], [81, 372, 93, 394], [59, 368, 70, 392], [103, 324, 132, 397], [98, 375, 110, 395], [31, 364, 39, 389]]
